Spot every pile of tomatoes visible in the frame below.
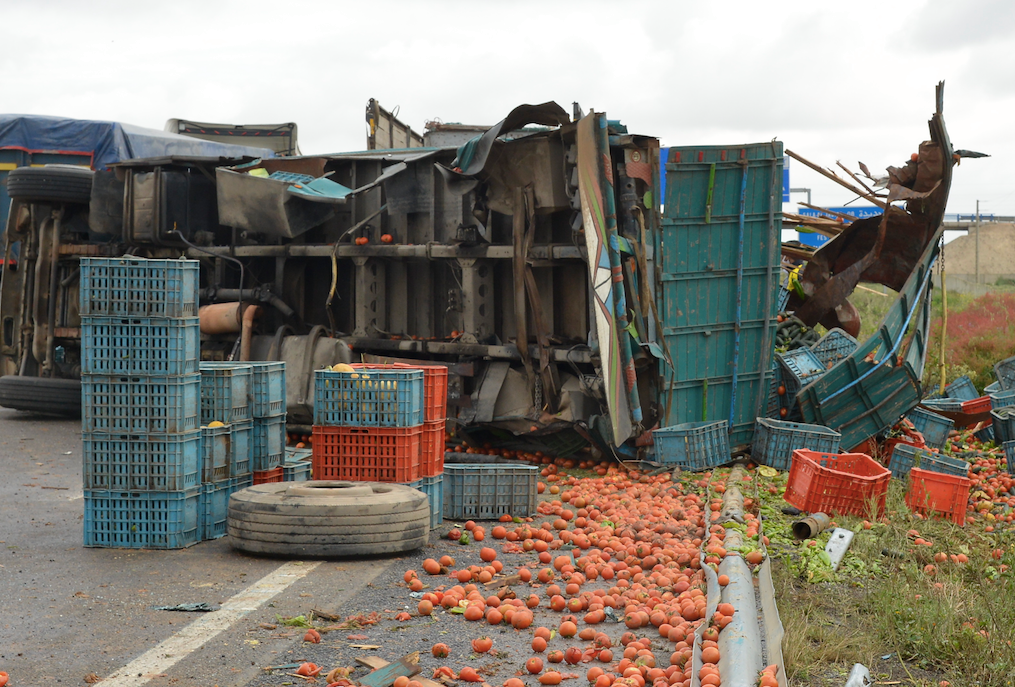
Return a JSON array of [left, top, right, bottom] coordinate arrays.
[[402, 464, 777, 687]]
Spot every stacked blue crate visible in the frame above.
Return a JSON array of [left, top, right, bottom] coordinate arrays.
[[81, 258, 203, 549], [199, 361, 279, 535], [247, 362, 287, 478]]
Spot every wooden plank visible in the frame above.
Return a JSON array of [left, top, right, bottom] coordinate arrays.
[[357, 654, 420, 687], [785, 149, 887, 209]]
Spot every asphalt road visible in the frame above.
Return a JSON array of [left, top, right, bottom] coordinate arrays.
[[0, 409, 402, 687]]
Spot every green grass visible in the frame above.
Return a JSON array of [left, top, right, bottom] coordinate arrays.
[[847, 284, 1015, 393], [848, 285, 897, 343], [757, 468, 1015, 686]]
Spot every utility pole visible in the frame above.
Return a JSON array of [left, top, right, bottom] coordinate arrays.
[[975, 200, 980, 285]]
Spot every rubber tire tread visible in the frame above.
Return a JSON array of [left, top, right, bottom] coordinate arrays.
[[225, 507, 427, 528], [228, 507, 429, 537], [227, 481, 430, 557], [228, 523, 429, 544], [228, 534, 428, 558], [6, 166, 93, 204], [229, 482, 427, 517], [0, 376, 82, 416], [229, 503, 428, 539]]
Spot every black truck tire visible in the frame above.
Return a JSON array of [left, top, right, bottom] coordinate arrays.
[[6, 165, 94, 204], [228, 481, 430, 557], [0, 376, 82, 416]]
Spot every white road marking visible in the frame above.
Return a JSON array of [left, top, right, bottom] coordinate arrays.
[[100, 560, 321, 686]]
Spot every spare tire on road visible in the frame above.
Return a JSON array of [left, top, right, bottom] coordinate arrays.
[[228, 481, 430, 557], [0, 376, 82, 416], [6, 165, 94, 204]]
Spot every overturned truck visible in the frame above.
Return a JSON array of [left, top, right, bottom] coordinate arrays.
[[0, 89, 961, 456]]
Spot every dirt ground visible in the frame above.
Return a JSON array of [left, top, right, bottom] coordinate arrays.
[[940, 222, 1015, 277]]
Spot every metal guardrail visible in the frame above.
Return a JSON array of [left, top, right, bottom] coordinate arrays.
[[944, 213, 1015, 222]]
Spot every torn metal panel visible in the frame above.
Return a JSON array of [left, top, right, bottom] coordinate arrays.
[[479, 134, 571, 215], [796, 84, 959, 448], [216, 160, 340, 239], [469, 361, 512, 424], [216, 153, 437, 239], [793, 82, 954, 333], [435, 102, 571, 197]]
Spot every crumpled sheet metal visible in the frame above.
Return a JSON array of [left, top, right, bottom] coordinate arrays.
[[793, 83, 953, 333], [434, 102, 570, 197]]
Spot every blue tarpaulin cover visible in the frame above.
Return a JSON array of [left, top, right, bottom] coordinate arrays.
[[0, 114, 274, 168]]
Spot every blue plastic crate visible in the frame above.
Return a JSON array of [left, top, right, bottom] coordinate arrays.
[[778, 348, 826, 391], [905, 406, 954, 450], [81, 317, 200, 375], [79, 257, 199, 318], [765, 361, 783, 419], [314, 368, 423, 427], [200, 477, 250, 540], [652, 420, 731, 471], [990, 388, 1015, 410], [282, 460, 312, 482], [201, 424, 230, 482], [921, 397, 964, 413], [994, 356, 1015, 392], [269, 171, 315, 184], [81, 374, 200, 434], [252, 415, 286, 471], [230, 419, 252, 477], [887, 443, 970, 481], [810, 328, 859, 369], [200, 363, 252, 424], [405, 475, 444, 529], [751, 418, 841, 472], [82, 430, 201, 491], [986, 380, 1001, 394], [991, 408, 1015, 445], [778, 285, 791, 312], [945, 375, 978, 401], [249, 361, 286, 417], [200, 361, 285, 418], [200, 479, 231, 540], [83, 488, 201, 549], [285, 446, 312, 463], [1005, 441, 1015, 474], [975, 425, 995, 443], [444, 464, 538, 520]]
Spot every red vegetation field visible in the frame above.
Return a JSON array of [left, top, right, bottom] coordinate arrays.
[[926, 293, 1015, 391]]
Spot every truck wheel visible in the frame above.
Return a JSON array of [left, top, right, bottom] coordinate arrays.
[[0, 376, 82, 416], [228, 481, 430, 557], [6, 166, 93, 204]]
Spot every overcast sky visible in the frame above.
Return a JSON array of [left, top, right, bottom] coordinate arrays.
[[5, 0, 1013, 222]]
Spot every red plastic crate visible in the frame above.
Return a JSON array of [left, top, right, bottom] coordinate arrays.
[[906, 467, 971, 525], [354, 363, 448, 422], [784, 450, 891, 516], [962, 396, 992, 414], [253, 466, 284, 484], [420, 419, 446, 477], [311, 425, 421, 482]]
